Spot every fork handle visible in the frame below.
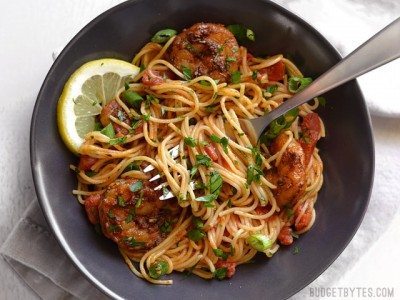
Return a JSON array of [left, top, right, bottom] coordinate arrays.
[[258, 16, 400, 134]]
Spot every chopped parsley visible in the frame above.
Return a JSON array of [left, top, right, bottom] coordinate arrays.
[[213, 268, 227, 280], [184, 137, 197, 147], [213, 248, 228, 260], [246, 164, 263, 185], [230, 71, 242, 84], [109, 136, 127, 145]]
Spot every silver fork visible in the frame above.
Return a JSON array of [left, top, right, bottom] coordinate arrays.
[[240, 17, 400, 144], [147, 17, 400, 200]]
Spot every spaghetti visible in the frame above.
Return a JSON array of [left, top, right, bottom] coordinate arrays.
[[71, 23, 325, 284]]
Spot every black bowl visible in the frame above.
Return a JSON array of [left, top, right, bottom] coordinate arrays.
[[30, 0, 374, 299]]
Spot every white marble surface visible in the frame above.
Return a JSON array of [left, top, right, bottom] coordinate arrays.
[[0, 1, 399, 299]]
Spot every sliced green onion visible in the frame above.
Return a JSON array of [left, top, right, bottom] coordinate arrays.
[[148, 261, 169, 279], [124, 162, 140, 172], [151, 29, 177, 44], [192, 217, 204, 229], [117, 196, 126, 207], [247, 233, 273, 251], [160, 220, 172, 233]]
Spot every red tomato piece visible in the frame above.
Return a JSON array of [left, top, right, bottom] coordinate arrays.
[[141, 69, 164, 86], [259, 61, 285, 81], [215, 260, 237, 278], [204, 143, 219, 161], [78, 155, 98, 171], [84, 193, 102, 224]]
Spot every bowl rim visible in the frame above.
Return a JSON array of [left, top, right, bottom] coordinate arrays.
[[30, 0, 375, 299]]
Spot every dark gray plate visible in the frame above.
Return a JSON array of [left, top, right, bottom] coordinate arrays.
[[30, 0, 374, 299]]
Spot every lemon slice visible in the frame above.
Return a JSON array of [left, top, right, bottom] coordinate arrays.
[[57, 59, 140, 154]]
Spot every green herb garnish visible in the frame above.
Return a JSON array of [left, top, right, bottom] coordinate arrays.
[[213, 268, 227, 280], [213, 248, 228, 260], [182, 66, 192, 81], [100, 123, 115, 139], [151, 29, 177, 44], [230, 71, 241, 84], [288, 76, 313, 93], [129, 180, 143, 192], [247, 233, 273, 251], [184, 137, 197, 147]]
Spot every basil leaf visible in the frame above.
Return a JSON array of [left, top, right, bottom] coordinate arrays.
[[100, 123, 115, 138], [288, 76, 313, 93], [142, 113, 151, 121], [151, 29, 177, 44], [226, 57, 236, 63], [129, 180, 143, 192]]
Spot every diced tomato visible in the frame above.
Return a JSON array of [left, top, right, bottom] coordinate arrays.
[[299, 113, 321, 165], [294, 202, 312, 231], [259, 61, 285, 82], [113, 124, 129, 136], [78, 155, 98, 171], [141, 69, 164, 86], [84, 193, 102, 224], [204, 143, 219, 161], [215, 260, 237, 278], [278, 226, 294, 245]]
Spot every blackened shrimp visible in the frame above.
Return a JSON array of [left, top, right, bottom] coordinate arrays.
[[167, 23, 240, 82], [266, 133, 306, 208], [84, 179, 181, 251]]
